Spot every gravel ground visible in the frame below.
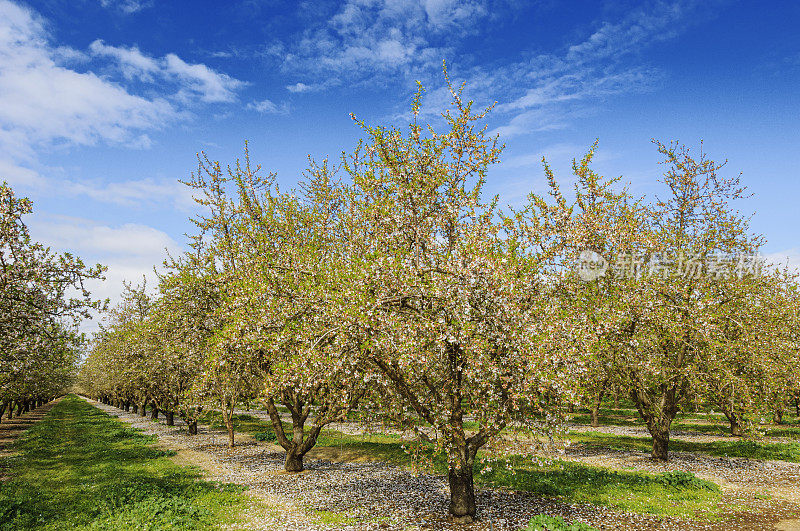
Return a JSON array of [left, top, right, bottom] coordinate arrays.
[[83, 398, 800, 530]]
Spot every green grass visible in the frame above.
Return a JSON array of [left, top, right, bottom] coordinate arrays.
[[524, 514, 597, 530], [0, 395, 253, 530], [477, 458, 720, 518], [569, 431, 800, 461], [197, 410, 269, 436]]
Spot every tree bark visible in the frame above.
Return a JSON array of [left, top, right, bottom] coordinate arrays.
[[139, 400, 147, 417], [284, 450, 304, 472], [651, 427, 670, 460], [590, 380, 609, 427], [773, 407, 784, 425], [630, 385, 680, 461], [221, 400, 235, 447], [721, 407, 745, 437], [188, 421, 198, 435], [165, 411, 174, 426], [447, 466, 476, 523], [150, 407, 159, 420], [729, 416, 744, 437], [132, 404, 138, 414]]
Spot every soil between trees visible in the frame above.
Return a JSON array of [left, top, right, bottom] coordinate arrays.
[[80, 397, 800, 530]]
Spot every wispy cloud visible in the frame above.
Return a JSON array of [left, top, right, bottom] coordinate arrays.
[[478, 2, 701, 138], [64, 177, 199, 212], [286, 82, 316, 93], [90, 40, 245, 103], [99, 0, 152, 14], [28, 215, 184, 332], [246, 98, 290, 114], [273, 0, 492, 85]]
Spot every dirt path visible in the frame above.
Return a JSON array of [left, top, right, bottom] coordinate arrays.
[[0, 398, 60, 479]]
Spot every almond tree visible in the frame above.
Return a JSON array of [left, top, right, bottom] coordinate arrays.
[[223, 162, 366, 472], [340, 81, 579, 523], [1, 182, 105, 412], [527, 143, 650, 428], [618, 141, 764, 459]]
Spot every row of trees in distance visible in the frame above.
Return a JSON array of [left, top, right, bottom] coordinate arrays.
[[1, 183, 105, 419]]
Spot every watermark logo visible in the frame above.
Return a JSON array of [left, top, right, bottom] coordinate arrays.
[[577, 251, 763, 281], [577, 250, 608, 281]]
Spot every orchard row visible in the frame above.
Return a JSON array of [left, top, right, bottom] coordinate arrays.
[[72, 83, 798, 524], [0, 183, 105, 420]]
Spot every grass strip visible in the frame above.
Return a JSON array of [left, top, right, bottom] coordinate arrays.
[[0, 395, 251, 530]]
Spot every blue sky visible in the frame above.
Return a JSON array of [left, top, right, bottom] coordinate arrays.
[[2, 0, 799, 330]]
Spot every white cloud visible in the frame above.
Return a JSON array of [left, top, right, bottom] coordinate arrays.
[[0, 1, 176, 157], [28, 215, 183, 333], [0, 1, 246, 211], [164, 53, 244, 103], [278, 0, 492, 84], [88, 40, 245, 103], [64, 177, 198, 212], [99, 0, 152, 14], [246, 98, 289, 114], [286, 82, 316, 93], [0, 159, 47, 188], [477, 2, 696, 138], [89, 39, 160, 80]]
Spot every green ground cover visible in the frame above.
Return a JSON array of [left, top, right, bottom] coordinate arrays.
[[0, 395, 252, 530], [568, 431, 800, 462]]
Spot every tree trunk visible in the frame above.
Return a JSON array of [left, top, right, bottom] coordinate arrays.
[[721, 408, 745, 437], [729, 416, 744, 437], [590, 383, 608, 428], [773, 407, 784, 425], [150, 407, 159, 420], [16, 402, 24, 416], [221, 401, 235, 448], [447, 466, 476, 523], [165, 411, 174, 426], [132, 404, 138, 414], [651, 427, 670, 460], [631, 389, 678, 461], [284, 450, 304, 472], [0, 402, 6, 422], [188, 421, 198, 435]]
